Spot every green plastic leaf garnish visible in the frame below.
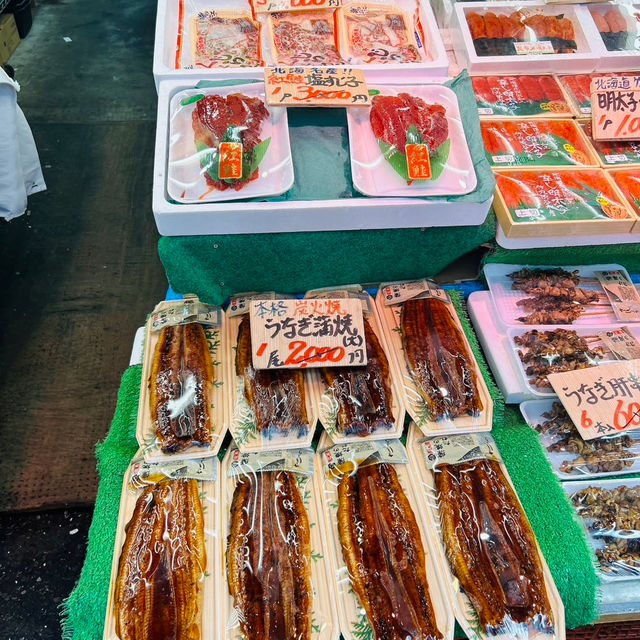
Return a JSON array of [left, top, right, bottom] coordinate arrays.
[[181, 93, 205, 106]]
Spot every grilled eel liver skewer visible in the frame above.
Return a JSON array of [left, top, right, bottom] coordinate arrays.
[[227, 470, 312, 640], [114, 479, 207, 640], [400, 298, 483, 421], [321, 318, 394, 436], [338, 463, 443, 640], [149, 323, 214, 453], [435, 459, 553, 633], [235, 315, 309, 435]]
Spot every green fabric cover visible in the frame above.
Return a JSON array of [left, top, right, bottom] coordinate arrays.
[[159, 71, 496, 305], [485, 241, 640, 272]]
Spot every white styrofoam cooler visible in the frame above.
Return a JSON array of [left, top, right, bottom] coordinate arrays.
[[452, 1, 600, 75], [153, 0, 449, 89], [153, 75, 492, 236]]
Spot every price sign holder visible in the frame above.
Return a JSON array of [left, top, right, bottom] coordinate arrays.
[[591, 75, 640, 141], [264, 67, 370, 107], [249, 298, 367, 369], [547, 360, 640, 440]]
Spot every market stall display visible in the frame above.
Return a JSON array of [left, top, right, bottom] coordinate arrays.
[[581, 121, 640, 168]]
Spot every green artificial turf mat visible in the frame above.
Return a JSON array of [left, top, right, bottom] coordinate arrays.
[[485, 241, 640, 272]]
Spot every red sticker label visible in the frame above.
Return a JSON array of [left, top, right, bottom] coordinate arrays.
[[219, 142, 243, 179], [405, 144, 432, 180]]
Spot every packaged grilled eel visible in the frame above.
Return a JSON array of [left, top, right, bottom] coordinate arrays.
[[481, 119, 598, 168], [521, 399, 640, 480], [472, 76, 573, 118], [375, 280, 493, 436], [304, 286, 406, 443], [225, 293, 318, 452], [336, 2, 424, 65], [408, 425, 565, 640], [266, 9, 344, 66], [103, 452, 219, 640], [493, 168, 636, 238], [137, 298, 228, 462], [222, 443, 336, 640], [167, 83, 293, 203], [316, 434, 454, 640], [347, 84, 476, 197]]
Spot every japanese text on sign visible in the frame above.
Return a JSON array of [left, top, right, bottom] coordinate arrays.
[[253, 0, 340, 12], [380, 278, 449, 306], [591, 76, 640, 141], [513, 41, 554, 55], [264, 67, 370, 107], [150, 297, 221, 331], [548, 360, 640, 441], [249, 298, 367, 369], [598, 327, 640, 361], [596, 270, 640, 322]]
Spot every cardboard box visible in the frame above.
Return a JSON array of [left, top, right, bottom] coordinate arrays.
[[0, 14, 20, 65]]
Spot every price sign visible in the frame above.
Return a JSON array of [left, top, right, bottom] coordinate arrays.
[[253, 0, 340, 12], [249, 298, 367, 369], [379, 278, 449, 306], [596, 270, 640, 321], [598, 327, 640, 361], [591, 75, 640, 141], [264, 67, 370, 107], [548, 360, 640, 440]]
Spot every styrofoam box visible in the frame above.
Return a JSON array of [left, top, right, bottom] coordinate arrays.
[[577, 4, 640, 72], [452, 1, 599, 76], [152, 0, 449, 89], [153, 75, 493, 236]]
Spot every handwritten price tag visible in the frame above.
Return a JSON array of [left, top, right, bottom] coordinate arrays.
[[254, 0, 340, 12], [548, 360, 640, 441], [591, 76, 640, 141], [264, 67, 370, 107], [249, 298, 367, 369], [596, 270, 640, 321]]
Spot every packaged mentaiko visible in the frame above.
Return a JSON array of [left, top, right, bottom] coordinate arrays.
[[494, 168, 636, 237], [472, 75, 573, 118], [481, 119, 598, 168], [588, 4, 640, 53], [167, 83, 294, 203], [581, 121, 640, 168], [336, 2, 424, 64], [609, 168, 640, 222], [558, 72, 636, 116], [267, 9, 343, 65]]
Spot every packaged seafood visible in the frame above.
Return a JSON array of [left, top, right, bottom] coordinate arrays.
[[610, 169, 640, 222], [167, 83, 293, 203], [137, 298, 228, 461], [454, 2, 597, 75], [481, 119, 598, 168], [507, 324, 640, 397], [103, 453, 219, 640], [557, 72, 637, 116], [408, 425, 565, 640], [375, 280, 493, 435], [493, 168, 636, 238], [565, 478, 640, 581], [305, 288, 406, 443], [581, 121, 640, 168], [472, 75, 574, 118], [521, 399, 640, 480], [267, 9, 344, 66], [336, 2, 424, 65], [225, 296, 318, 452], [316, 434, 454, 640], [222, 444, 336, 640], [588, 4, 640, 53], [347, 84, 477, 197], [483, 263, 636, 326]]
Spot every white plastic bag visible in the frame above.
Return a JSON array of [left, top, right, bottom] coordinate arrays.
[[0, 67, 46, 221]]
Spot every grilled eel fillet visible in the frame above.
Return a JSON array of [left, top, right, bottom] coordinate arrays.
[[435, 458, 553, 633], [227, 470, 312, 640], [235, 315, 309, 435], [338, 463, 443, 640], [149, 323, 214, 453], [400, 298, 483, 421], [321, 318, 393, 436], [114, 478, 206, 640]]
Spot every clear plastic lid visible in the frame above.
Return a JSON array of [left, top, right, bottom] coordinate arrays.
[[610, 169, 640, 219], [472, 75, 573, 118], [581, 121, 640, 168], [167, 83, 293, 203], [558, 72, 637, 116], [567, 478, 640, 580], [521, 399, 640, 479], [347, 84, 477, 197], [589, 3, 640, 53]]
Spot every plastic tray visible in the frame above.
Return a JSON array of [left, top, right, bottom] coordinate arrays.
[[452, 2, 599, 76], [520, 398, 640, 480], [152, 0, 449, 87], [153, 76, 493, 235]]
